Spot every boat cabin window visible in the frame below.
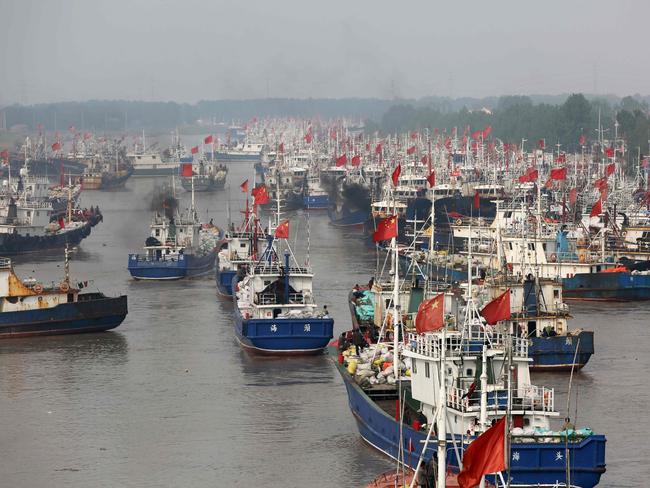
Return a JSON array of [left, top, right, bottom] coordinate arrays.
[[6, 296, 18, 304], [527, 243, 535, 251], [527, 321, 536, 337], [542, 243, 547, 251], [466, 368, 473, 376], [67, 293, 74, 303], [424, 362, 430, 378], [554, 289, 560, 299], [508, 243, 513, 250], [240, 243, 246, 248]]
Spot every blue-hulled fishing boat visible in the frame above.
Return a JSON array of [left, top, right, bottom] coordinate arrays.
[[0, 254, 127, 338], [232, 214, 333, 355]]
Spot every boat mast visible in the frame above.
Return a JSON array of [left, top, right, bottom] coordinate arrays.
[[437, 327, 447, 488]]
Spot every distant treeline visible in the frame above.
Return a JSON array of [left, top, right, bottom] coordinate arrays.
[[0, 99, 395, 132], [371, 94, 650, 160], [2, 95, 649, 162]]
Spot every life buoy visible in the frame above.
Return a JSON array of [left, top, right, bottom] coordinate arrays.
[[455, 218, 463, 226], [33, 284, 43, 294], [60, 282, 70, 292], [622, 230, 627, 237], [549, 253, 557, 263]]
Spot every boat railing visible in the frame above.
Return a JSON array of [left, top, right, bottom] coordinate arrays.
[[447, 385, 554, 413], [0, 257, 11, 269], [407, 331, 528, 358], [257, 291, 306, 305], [252, 263, 311, 275]]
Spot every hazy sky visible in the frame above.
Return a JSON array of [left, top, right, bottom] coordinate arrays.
[[0, 0, 647, 104]]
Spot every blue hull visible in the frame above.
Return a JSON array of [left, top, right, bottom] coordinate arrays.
[[233, 282, 334, 355], [128, 251, 216, 280], [304, 194, 330, 210], [216, 266, 237, 296], [562, 272, 650, 301], [530, 331, 594, 371], [327, 207, 369, 227], [0, 294, 127, 338], [332, 350, 606, 487]]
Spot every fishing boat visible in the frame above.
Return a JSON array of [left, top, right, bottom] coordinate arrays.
[[0, 252, 127, 338], [82, 147, 134, 190], [128, 188, 219, 280], [180, 159, 228, 192], [331, 214, 606, 487], [216, 142, 265, 162], [232, 189, 333, 354]]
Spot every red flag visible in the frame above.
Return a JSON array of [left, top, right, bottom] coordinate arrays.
[[480, 289, 511, 325], [473, 190, 480, 210], [550, 167, 567, 181], [482, 125, 492, 139], [569, 187, 578, 204], [51, 142, 61, 151], [330, 129, 338, 140], [410, 131, 418, 140], [240, 179, 248, 193], [406, 145, 416, 155], [426, 171, 436, 187], [590, 198, 602, 217], [420, 155, 430, 166], [374, 143, 382, 155], [180, 163, 193, 177], [335, 154, 347, 167], [58, 217, 65, 229], [372, 215, 398, 242], [351, 154, 361, 166], [457, 417, 506, 488], [537, 139, 545, 150], [642, 158, 649, 169], [604, 147, 615, 158], [544, 178, 553, 189], [415, 293, 444, 333], [304, 131, 313, 144], [391, 164, 401, 186], [605, 163, 615, 176], [518, 167, 538, 183], [252, 184, 270, 205], [579, 134, 587, 146], [0, 149, 8, 160], [204, 135, 214, 144], [275, 219, 289, 239], [278, 142, 284, 153], [554, 153, 567, 164], [593, 177, 607, 190], [471, 130, 482, 140], [191, 146, 199, 155]]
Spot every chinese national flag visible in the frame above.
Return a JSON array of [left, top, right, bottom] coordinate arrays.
[[391, 164, 401, 186], [473, 190, 480, 210], [579, 134, 587, 146], [304, 132, 313, 144], [372, 215, 398, 242], [457, 416, 506, 488], [375, 143, 382, 155], [479, 289, 511, 325], [278, 142, 284, 153], [181, 163, 193, 177], [336, 154, 347, 167], [415, 293, 444, 333], [537, 139, 545, 150], [240, 179, 248, 193], [410, 131, 418, 140], [604, 147, 615, 158], [351, 154, 361, 166], [482, 125, 492, 139], [51, 142, 61, 151], [590, 198, 602, 217], [569, 187, 578, 204], [427, 171, 436, 187], [550, 167, 567, 180], [0, 149, 8, 160], [252, 184, 270, 205], [204, 135, 214, 144], [58, 217, 65, 229], [275, 219, 289, 239], [191, 146, 199, 155], [406, 145, 416, 155], [605, 163, 615, 176], [593, 177, 607, 190]]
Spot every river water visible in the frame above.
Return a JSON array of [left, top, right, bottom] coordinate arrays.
[[0, 162, 647, 487]]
